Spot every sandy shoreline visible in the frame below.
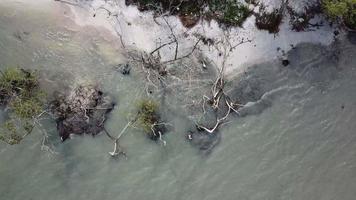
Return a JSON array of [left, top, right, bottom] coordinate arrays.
[[0, 0, 339, 76], [69, 0, 337, 75]]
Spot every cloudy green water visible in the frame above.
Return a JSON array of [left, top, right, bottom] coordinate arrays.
[[1, 2, 356, 200]]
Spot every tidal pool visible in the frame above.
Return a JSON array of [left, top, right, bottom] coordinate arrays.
[[0, 1, 356, 200]]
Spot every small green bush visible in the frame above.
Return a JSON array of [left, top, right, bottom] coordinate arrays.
[[136, 99, 159, 133], [323, 0, 356, 29]]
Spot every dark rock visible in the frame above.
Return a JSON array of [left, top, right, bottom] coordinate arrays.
[[282, 59, 290, 66]]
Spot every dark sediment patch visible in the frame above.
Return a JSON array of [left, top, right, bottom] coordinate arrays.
[[179, 14, 201, 28], [186, 128, 221, 155], [255, 7, 283, 34], [347, 31, 356, 44], [51, 85, 115, 141], [114, 63, 131, 75], [282, 59, 290, 66], [288, 5, 323, 32]]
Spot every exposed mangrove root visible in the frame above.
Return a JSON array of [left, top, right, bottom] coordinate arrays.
[[151, 122, 173, 146], [194, 30, 246, 136], [104, 121, 132, 158], [195, 73, 242, 135]]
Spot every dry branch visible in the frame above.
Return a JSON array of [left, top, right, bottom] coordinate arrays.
[[107, 120, 132, 158]]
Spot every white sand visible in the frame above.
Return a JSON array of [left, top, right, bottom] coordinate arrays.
[[80, 0, 336, 74], [1, 0, 339, 76]]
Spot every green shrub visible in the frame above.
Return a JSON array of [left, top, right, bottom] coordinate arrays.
[[126, 0, 251, 27], [0, 119, 34, 145], [323, 0, 356, 29], [0, 68, 45, 145], [209, 0, 251, 26], [0, 68, 39, 102], [0, 68, 44, 117], [10, 97, 44, 119], [136, 99, 159, 133], [0, 120, 23, 145]]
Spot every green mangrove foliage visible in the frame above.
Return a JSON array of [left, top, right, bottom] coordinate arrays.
[[135, 99, 167, 140], [208, 0, 251, 26], [136, 99, 159, 133], [126, 0, 251, 27], [323, 0, 356, 29], [0, 68, 46, 145]]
